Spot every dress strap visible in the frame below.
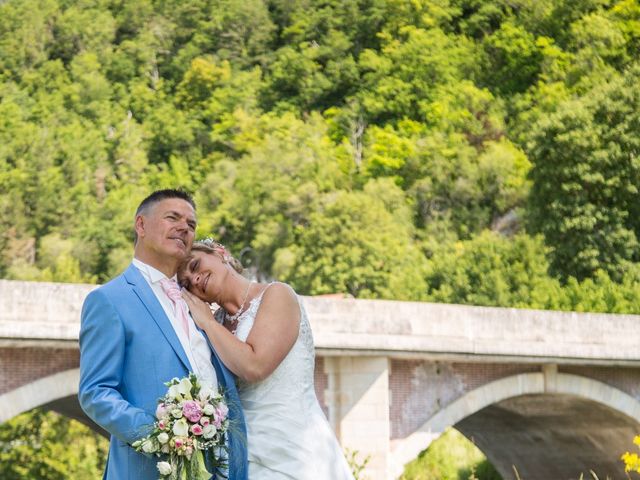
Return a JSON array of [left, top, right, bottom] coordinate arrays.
[[255, 282, 277, 302]]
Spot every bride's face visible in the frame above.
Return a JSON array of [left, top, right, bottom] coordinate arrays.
[[179, 250, 228, 302]]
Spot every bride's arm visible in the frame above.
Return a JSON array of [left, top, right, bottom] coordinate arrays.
[[183, 283, 300, 383]]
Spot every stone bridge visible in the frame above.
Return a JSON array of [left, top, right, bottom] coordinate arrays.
[[1, 279, 640, 480]]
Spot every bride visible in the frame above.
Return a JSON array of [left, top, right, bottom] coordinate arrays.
[[178, 239, 354, 480]]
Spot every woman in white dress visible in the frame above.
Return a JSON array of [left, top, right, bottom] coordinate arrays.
[[178, 239, 354, 480]]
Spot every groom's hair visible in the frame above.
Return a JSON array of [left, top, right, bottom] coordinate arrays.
[[135, 188, 196, 216], [133, 189, 196, 243]]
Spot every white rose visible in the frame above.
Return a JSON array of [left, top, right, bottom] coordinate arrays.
[[177, 378, 192, 397], [198, 385, 216, 401], [142, 439, 157, 453], [172, 419, 189, 437], [157, 432, 169, 444], [157, 461, 173, 476], [202, 424, 217, 439], [171, 408, 183, 419], [167, 384, 181, 400], [202, 404, 215, 416]]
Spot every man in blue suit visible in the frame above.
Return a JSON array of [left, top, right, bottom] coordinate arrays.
[[79, 189, 248, 479]]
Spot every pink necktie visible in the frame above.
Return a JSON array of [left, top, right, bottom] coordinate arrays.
[[160, 278, 190, 336]]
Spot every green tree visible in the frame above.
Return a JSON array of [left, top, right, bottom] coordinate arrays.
[[262, 0, 388, 111], [424, 231, 565, 308], [201, 0, 275, 67], [0, 409, 108, 479], [0, 0, 59, 76], [559, 267, 640, 314], [482, 20, 544, 94], [357, 25, 479, 122], [274, 179, 428, 299], [526, 65, 640, 280], [195, 111, 351, 276]]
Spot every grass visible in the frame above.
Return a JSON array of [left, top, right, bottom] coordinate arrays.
[[400, 428, 502, 480]]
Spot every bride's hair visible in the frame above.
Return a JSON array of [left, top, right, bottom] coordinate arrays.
[[191, 238, 244, 274]]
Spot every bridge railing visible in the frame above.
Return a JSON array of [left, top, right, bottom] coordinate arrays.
[[1, 279, 639, 364]]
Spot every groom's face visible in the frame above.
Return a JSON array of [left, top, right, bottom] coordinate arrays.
[[136, 198, 197, 261]]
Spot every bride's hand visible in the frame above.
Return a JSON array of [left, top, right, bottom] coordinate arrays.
[[181, 289, 214, 329]]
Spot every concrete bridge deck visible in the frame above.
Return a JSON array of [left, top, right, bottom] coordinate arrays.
[[2, 279, 638, 364]]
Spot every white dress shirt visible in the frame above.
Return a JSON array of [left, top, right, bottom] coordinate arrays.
[[132, 258, 218, 391]]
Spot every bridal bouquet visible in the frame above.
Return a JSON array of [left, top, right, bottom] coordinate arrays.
[[132, 373, 230, 479]]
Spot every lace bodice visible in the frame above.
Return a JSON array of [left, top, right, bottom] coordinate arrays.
[[234, 283, 316, 398]]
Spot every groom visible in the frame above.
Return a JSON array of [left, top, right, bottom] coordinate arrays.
[[78, 189, 248, 479]]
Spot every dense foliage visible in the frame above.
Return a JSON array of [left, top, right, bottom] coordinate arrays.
[[0, 409, 108, 479], [2, 0, 640, 309]]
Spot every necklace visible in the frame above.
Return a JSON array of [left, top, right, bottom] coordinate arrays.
[[225, 281, 253, 324]]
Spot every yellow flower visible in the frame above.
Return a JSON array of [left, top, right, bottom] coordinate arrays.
[[622, 451, 640, 473]]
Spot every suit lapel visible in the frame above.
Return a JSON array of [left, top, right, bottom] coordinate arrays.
[[124, 264, 192, 372]]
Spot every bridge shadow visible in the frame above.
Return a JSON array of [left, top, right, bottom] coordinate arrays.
[[392, 372, 640, 480], [456, 393, 638, 480], [41, 394, 109, 438]]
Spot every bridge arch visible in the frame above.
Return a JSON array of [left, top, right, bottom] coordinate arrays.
[[0, 367, 102, 434], [0, 368, 79, 423], [390, 371, 640, 479]]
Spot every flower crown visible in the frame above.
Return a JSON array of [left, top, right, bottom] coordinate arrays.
[[198, 237, 231, 262]]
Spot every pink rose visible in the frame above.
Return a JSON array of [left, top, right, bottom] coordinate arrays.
[[191, 424, 203, 436], [214, 404, 228, 423], [182, 400, 202, 423], [200, 416, 210, 426], [158, 420, 166, 430], [174, 438, 185, 449], [156, 403, 168, 419]]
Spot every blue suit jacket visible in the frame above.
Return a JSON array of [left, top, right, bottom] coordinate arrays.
[[79, 264, 248, 480]]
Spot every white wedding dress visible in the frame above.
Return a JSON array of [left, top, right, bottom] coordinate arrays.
[[233, 284, 355, 480]]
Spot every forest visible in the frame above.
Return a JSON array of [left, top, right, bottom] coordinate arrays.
[[2, 0, 640, 478], [2, 0, 640, 310]]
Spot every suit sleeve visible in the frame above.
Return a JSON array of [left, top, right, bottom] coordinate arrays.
[[78, 288, 155, 444]]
